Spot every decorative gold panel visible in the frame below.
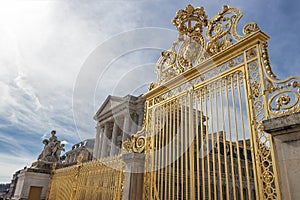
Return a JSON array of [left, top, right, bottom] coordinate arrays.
[[47, 156, 124, 200], [151, 5, 260, 88]]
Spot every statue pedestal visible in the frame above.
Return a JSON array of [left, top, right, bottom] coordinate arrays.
[[31, 160, 64, 170], [12, 168, 51, 200]]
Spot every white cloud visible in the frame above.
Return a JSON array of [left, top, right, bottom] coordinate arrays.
[[61, 140, 69, 145], [0, 152, 36, 183], [0, 0, 150, 182]]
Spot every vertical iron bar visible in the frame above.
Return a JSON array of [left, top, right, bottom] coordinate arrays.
[[185, 95, 189, 200], [205, 87, 211, 200], [181, 99, 184, 199], [165, 102, 169, 200], [237, 71, 252, 199], [172, 101, 176, 200], [195, 91, 201, 200], [200, 88, 206, 200], [189, 90, 195, 200], [177, 100, 180, 200], [226, 75, 237, 200], [215, 80, 223, 200], [231, 72, 244, 200], [210, 83, 217, 200]]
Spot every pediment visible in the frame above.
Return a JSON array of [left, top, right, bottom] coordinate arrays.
[[94, 95, 124, 119]]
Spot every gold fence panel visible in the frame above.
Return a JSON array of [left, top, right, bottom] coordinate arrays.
[[47, 155, 124, 200], [47, 164, 76, 200], [136, 5, 300, 200]]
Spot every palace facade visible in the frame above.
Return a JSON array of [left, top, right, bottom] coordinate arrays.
[[92, 94, 145, 160]]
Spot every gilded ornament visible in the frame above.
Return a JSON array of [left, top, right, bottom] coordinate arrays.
[[155, 5, 261, 87], [243, 22, 259, 35], [122, 127, 146, 153]]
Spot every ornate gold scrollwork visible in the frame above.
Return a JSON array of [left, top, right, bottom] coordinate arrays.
[[153, 5, 260, 89], [268, 88, 300, 115], [260, 42, 300, 117], [243, 22, 259, 35], [251, 80, 261, 98], [206, 5, 242, 54], [122, 127, 146, 153], [261, 42, 277, 79]]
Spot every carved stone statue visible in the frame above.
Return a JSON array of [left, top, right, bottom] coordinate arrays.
[[52, 141, 65, 162], [36, 130, 65, 163], [49, 130, 57, 142]]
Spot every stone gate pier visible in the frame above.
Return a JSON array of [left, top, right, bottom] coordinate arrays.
[[263, 112, 300, 200]]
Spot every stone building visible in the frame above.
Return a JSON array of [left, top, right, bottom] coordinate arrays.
[[62, 138, 95, 165], [93, 95, 145, 160]]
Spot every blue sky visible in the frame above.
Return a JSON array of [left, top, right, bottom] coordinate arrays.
[[0, 0, 299, 183]]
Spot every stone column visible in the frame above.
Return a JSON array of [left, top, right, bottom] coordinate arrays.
[[110, 122, 119, 157], [97, 126, 104, 160], [131, 113, 138, 135], [100, 123, 110, 159], [137, 112, 144, 129], [122, 114, 132, 142], [263, 112, 300, 200], [116, 135, 122, 155], [122, 153, 145, 200], [93, 124, 101, 160], [106, 123, 113, 156]]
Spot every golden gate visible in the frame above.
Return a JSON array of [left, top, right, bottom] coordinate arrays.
[[132, 5, 300, 200]]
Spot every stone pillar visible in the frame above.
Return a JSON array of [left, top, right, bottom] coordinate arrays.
[[137, 112, 144, 129], [131, 113, 138, 135], [116, 135, 122, 155], [122, 153, 145, 200], [100, 123, 110, 159], [93, 124, 101, 160], [263, 112, 300, 200], [106, 123, 113, 156], [110, 122, 119, 156], [97, 126, 104, 160], [122, 114, 132, 142]]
